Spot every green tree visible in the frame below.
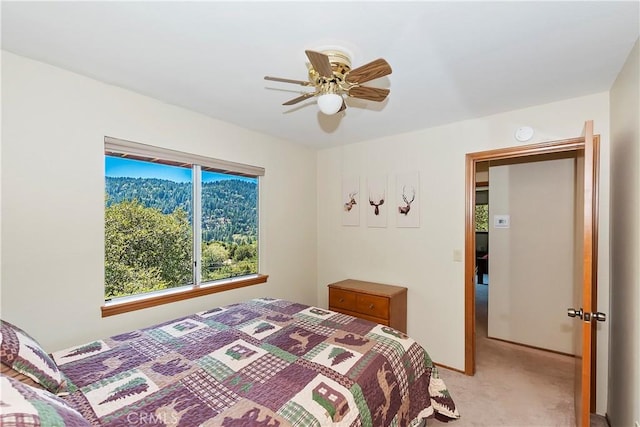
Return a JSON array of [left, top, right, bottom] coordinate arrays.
[[105, 199, 192, 298], [202, 241, 229, 267], [233, 243, 257, 262], [201, 241, 230, 281], [232, 259, 258, 276]]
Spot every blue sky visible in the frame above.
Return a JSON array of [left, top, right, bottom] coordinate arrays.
[[106, 156, 255, 183]]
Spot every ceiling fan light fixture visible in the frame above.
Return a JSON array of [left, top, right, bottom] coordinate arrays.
[[317, 93, 343, 115], [265, 48, 392, 115]]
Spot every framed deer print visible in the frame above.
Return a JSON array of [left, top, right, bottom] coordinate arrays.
[[396, 172, 420, 228], [342, 175, 360, 226], [367, 174, 387, 228]]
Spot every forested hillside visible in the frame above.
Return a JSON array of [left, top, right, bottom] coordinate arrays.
[[105, 177, 257, 242]]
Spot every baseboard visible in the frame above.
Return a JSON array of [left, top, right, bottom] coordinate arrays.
[[486, 335, 574, 357], [433, 361, 466, 374]]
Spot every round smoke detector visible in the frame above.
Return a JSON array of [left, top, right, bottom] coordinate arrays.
[[515, 126, 534, 142]]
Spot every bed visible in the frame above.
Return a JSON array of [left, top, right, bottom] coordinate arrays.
[[1, 298, 459, 426]]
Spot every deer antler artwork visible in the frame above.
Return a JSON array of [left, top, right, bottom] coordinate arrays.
[[344, 192, 358, 212], [398, 186, 415, 215], [369, 194, 385, 215], [342, 177, 361, 226]]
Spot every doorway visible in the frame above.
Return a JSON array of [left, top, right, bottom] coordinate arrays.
[[465, 137, 590, 373], [464, 136, 600, 412], [475, 153, 578, 352]]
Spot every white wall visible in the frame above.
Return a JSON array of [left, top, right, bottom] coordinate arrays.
[[608, 38, 639, 427], [316, 92, 611, 413], [0, 51, 318, 352], [488, 158, 575, 354]]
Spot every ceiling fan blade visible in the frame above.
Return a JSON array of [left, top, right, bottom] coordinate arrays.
[[282, 92, 316, 106], [305, 50, 334, 78], [264, 76, 311, 86], [348, 86, 390, 102], [345, 58, 392, 84]]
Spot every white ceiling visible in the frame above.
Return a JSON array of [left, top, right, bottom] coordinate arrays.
[[2, 1, 639, 149]]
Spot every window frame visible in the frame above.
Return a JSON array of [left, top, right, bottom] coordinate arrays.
[[102, 136, 267, 317]]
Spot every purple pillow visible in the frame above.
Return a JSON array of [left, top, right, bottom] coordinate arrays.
[[0, 375, 90, 426], [1, 320, 67, 394]]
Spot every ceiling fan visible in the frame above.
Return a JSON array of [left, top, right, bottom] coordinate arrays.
[[264, 49, 392, 115]]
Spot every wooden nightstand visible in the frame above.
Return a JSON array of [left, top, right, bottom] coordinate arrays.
[[328, 279, 407, 333]]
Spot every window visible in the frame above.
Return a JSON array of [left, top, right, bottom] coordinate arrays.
[[475, 204, 489, 232], [103, 137, 266, 316], [475, 189, 489, 232]]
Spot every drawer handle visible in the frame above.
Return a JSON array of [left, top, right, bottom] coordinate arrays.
[[369, 304, 374, 310], [339, 298, 344, 303]]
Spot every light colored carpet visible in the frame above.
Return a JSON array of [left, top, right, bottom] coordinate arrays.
[[429, 283, 584, 427]]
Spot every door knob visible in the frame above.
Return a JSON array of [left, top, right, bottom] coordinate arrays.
[[567, 308, 583, 319], [567, 308, 606, 322]]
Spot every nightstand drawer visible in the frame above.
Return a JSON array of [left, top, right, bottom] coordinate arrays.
[[329, 288, 356, 310], [355, 293, 389, 319]]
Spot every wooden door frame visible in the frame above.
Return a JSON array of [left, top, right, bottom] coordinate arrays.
[[464, 136, 600, 379], [590, 136, 600, 412]]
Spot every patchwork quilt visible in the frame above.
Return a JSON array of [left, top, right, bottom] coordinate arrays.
[[53, 298, 459, 426]]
